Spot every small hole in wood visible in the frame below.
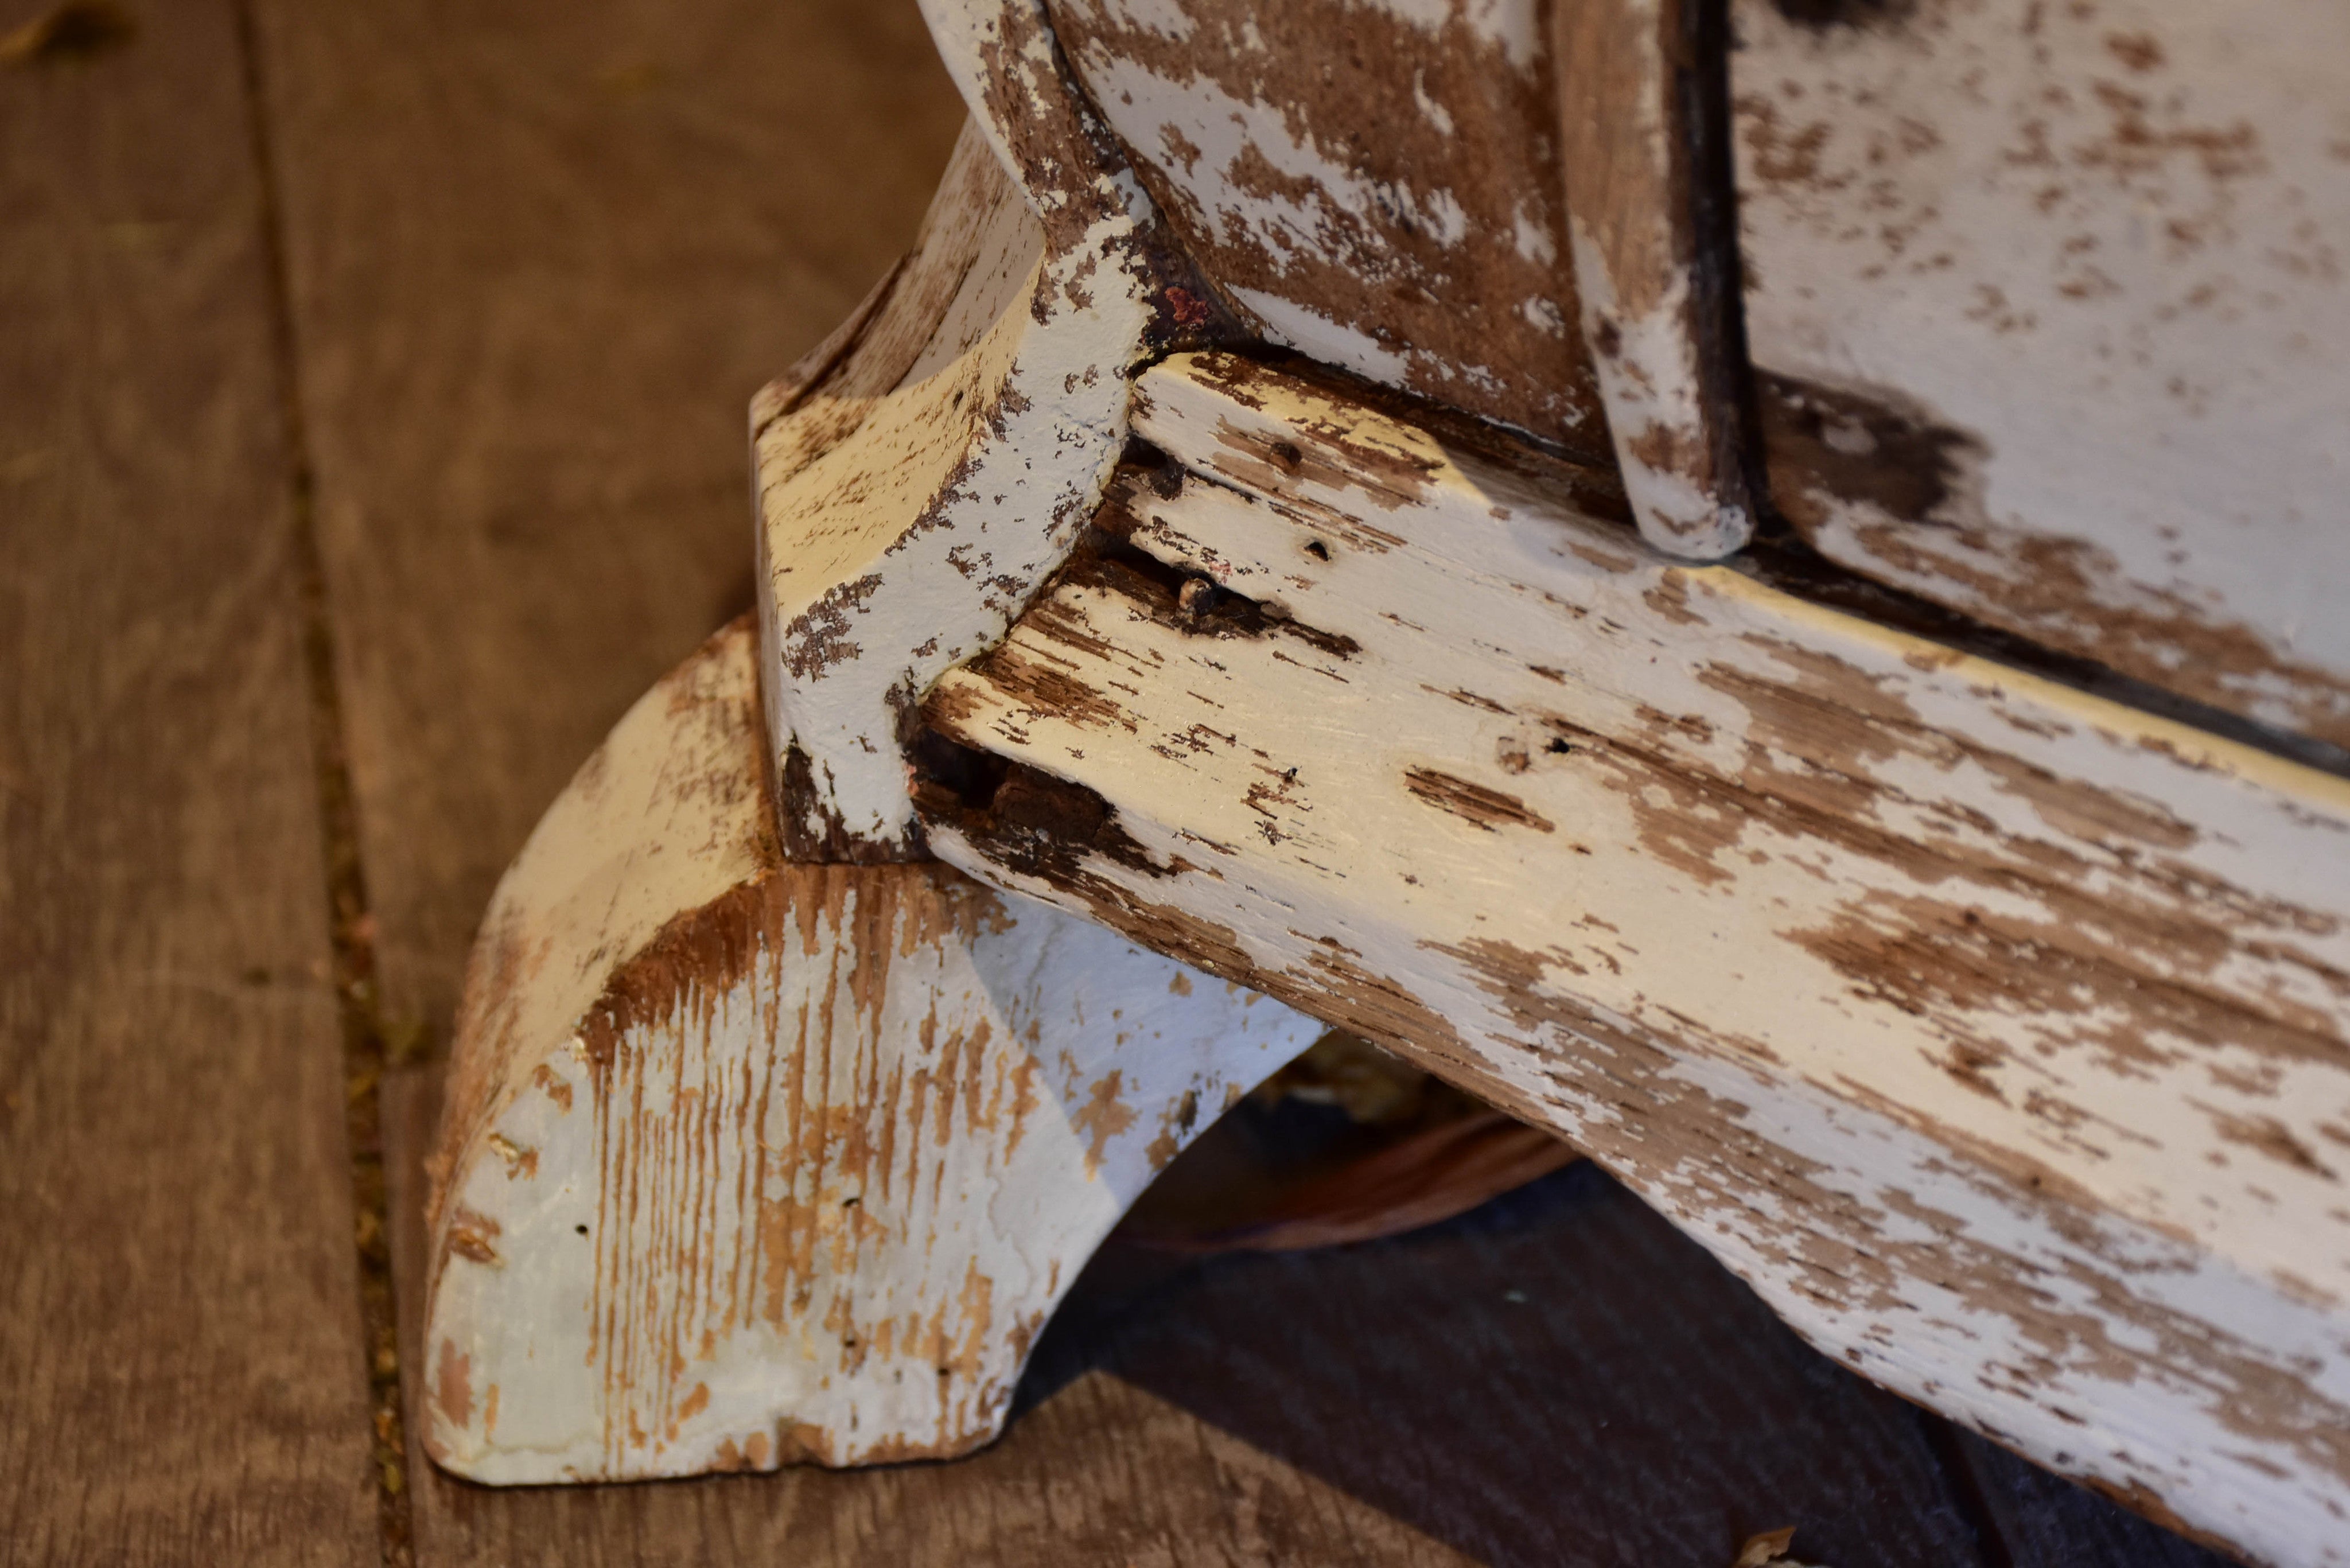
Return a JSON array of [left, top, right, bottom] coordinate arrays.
[[1546, 738, 1574, 755], [575, 1224, 589, 1235], [1305, 539, 1330, 561]]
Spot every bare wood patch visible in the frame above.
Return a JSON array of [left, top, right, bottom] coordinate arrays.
[[1044, 0, 1610, 454]]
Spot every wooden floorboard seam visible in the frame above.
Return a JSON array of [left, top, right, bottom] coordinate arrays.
[[232, 5, 420, 1561]]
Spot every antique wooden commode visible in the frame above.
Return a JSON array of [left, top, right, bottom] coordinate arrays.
[[415, 1, 2350, 1562]]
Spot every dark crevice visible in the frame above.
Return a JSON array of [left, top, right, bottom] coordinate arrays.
[[1678, 0, 1768, 535], [909, 732, 1165, 888], [232, 6, 417, 1563], [1736, 531, 2350, 781]]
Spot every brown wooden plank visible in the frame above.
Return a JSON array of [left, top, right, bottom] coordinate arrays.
[[384, 1067, 1480, 1566], [0, 3, 378, 1562], [244, 0, 970, 1036]]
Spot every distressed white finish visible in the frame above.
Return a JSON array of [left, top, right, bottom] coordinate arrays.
[[753, 6, 1158, 855], [918, 352, 2350, 1565], [1044, 0, 1609, 454], [1733, 0, 2350, 746], [1557, 0, 1755, 560], [1570, 235, 1745, 558], [423, 620, 1320, 1483]]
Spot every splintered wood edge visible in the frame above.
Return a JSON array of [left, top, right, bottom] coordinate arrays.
[[422, 619, 1324, 1484], [911, 348, 2350, 1567]]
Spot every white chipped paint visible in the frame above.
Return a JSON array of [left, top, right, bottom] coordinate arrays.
[[756, 0, 1161, 855], [1226, 286, 1417, 386], [436, 620, 776, 1152], [1051, 0, 1601, 446], [1076, 45, 1477, 279], [1509, 204, 1557, 266], [425, 624, 1321, 1484], [1570, 219, 1751, 559], [921, 353, 2350, 1565], [1411, 69, 1457, 136], [1733, 0, 2350, 742], [1554, 0, 1752, 559], [1637, 1036, 2350, 1565]]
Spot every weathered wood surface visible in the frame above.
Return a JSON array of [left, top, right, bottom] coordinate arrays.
[[394, 1063, 2236, 1566], [1732, 0, 2350, 750], [246, 0, 967, 1030], [0, 0, 2269, 1559], [423, 620, 1322, 1481], [1555, 0, 1755, 558], [0, 3, 378, 1560], [223, 0, 2320, 1554], [751, 111, 1154, 861], [1044, 0, 1612, 459], [919, 348, 2350, 1563], [390, 1069, 1490, 1566]]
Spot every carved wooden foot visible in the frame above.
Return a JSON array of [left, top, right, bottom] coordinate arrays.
[[421, 620, 1321, 1483]]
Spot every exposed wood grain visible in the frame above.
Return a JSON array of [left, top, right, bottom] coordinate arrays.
[[388, 1068, 1484, 1565], [1044, 0, 1612, 457], [424, 621, 1321, 1481], [1555, 0, 1755, 558], [918, 349, 2350, 1565], [245, 0, 2289, 1554], [245, 0, 967, 1030], [1732, 0, 2350, 750], [0, 2, 377, 1559]]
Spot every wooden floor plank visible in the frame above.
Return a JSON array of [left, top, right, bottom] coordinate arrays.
[[0, 5, 378, 1562], [246, 0, 968, 1037]]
